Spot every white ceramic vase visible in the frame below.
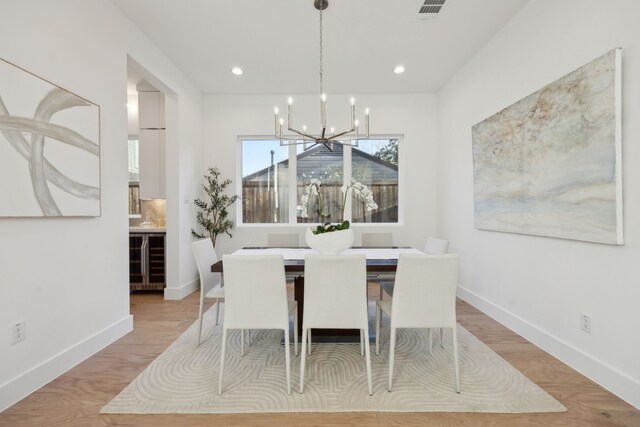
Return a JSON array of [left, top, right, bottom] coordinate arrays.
[[305, 227, 354, 255]]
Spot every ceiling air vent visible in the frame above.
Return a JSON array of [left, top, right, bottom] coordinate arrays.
[[416, 0, 447, 20]]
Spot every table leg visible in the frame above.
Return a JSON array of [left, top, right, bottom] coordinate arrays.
[[294, 275, 304, 336]]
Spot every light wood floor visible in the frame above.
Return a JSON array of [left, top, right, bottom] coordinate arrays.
[[1, 286, 639, 427]]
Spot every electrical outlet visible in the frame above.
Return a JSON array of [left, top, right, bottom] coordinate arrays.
[[12, 321, 26, 344], [580, 313, 592, 334]]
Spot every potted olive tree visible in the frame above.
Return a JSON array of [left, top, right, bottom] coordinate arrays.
[[191, 167, 240, 247]]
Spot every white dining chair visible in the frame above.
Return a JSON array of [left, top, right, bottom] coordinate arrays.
[[375, 253, 460, 393], [267, 233, 300, 247], [379, 236, 450, 347], [300, 254, 372, 395], [268, 232, 301, 286], [361, 232, 394, 247], [380, 236, 449, 299], [424, 236, 450, 255], [218, 254, 298, 395], [360, 233, 395, 301], [192, 239, 225, 346]]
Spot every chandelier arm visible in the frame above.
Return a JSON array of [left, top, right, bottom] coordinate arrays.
[[279, 139, 309, 146], [288, 128, 316, 140], [327, 129, 355, 140]]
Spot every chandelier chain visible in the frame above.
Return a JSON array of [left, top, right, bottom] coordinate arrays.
[[319, 7, 323, 96]]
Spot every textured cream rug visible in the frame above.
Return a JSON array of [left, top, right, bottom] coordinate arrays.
[[101, 304, 566, 414]]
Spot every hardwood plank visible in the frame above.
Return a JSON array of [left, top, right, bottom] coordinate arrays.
[[1, 289, 639, 426]]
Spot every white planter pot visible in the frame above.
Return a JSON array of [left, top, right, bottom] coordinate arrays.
[[305, 227, 354, 255]]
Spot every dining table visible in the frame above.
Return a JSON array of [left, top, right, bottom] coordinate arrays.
[[211, 246, 423, 341]]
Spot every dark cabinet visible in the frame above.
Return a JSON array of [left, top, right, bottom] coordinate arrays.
[[130, 232, 166, 291]]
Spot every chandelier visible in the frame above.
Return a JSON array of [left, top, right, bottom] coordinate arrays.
[[273, 0, 370, 151]]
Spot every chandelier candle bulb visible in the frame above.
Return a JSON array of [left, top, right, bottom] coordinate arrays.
[[279, 118, 284, 138], [365, 108, 370, 136], [321, 93, 327, 128], [274, 107, 279, 136], [351, 101, 356, 127], [287, 99, 292, 127]]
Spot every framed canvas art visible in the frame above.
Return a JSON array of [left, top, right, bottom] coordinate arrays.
[[472, 48, 622, 245], [0, 58, 100, 217]]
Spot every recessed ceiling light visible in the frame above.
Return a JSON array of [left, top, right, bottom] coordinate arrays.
[[393, 65, 406, 74], [231, 67, 243, 76]]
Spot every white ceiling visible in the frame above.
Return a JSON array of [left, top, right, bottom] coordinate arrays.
[[112, 0, 529, 95]]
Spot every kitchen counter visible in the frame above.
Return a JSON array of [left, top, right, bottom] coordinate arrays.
[[129, 226, 166, 233]]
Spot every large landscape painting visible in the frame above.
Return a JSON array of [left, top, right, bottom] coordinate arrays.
[[472, 48, 622, 245], [0, 58, 100, 217]]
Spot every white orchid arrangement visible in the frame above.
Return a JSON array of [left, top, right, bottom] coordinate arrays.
[[301, 178, 378, 234]]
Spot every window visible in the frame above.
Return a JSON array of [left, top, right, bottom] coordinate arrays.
[[239, 137, 401, 225], [128, 137, 140, 182], [351, 139, 398, 223], [241, 139, 289, 223]]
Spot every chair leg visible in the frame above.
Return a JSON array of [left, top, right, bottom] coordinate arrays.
[[248, 329, 251, 347], [379, 284, 383, 300], [388, 327, 396, 392], [452, 326, 460, 394], [197, 294, 205, 346], [215, 299, 221, 326], [284, 327, 291, 395], [375, 305, 381, 355], [364, 327, 372, 396], [308, 330, 312, 356], [428, 328, 433, 355], [360, 329, 365, 356], [218, 329, 228, 394], [293, 307, 299, 356], [440, 327, 444, 349], [300, 328, 308, 393]]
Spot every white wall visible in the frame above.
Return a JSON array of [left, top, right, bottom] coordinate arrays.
[[0, 0, 203, 410], [203, 94, 439, 257], [437, 0, 640, 408]]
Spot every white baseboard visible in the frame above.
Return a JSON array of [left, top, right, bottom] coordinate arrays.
[[457, 285, 640, 410], [0, 314, 133, 413], [163, 278, 198, 300]]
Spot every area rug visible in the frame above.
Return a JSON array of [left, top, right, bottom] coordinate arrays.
[[101, 304, 566, 414]]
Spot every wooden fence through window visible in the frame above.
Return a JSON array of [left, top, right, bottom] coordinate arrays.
[[242, 182, 398, 224]]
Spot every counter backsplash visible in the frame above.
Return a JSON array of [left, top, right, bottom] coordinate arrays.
[[130, 198, 166, 228]]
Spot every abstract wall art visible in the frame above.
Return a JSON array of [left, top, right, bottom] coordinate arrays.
[[472, 48, 622, 245], [0, 58, 100, 217]]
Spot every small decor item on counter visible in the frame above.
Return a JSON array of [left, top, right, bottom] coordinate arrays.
[[139, 198, 166, 227], [301, 179, 377, 254], [191, 167, 240, 247], [139, 213, 155, 228]]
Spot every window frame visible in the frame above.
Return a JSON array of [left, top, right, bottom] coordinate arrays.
[[236, 135, 404, 227]]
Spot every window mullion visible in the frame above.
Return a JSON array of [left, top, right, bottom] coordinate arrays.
[[343, 144, 352, 222], [288, 144, 297, 225]]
